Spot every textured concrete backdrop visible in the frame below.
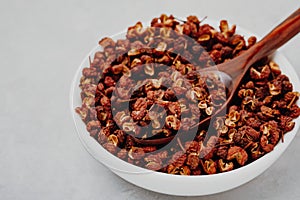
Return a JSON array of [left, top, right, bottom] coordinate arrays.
[[0, 0, 299, 199]]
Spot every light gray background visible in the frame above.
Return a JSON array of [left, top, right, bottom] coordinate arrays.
[[1, 0, 299, 199]]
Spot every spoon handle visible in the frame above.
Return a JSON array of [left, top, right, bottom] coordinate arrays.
[[249, 8, 300, 63], [218, 8, 300, 75]]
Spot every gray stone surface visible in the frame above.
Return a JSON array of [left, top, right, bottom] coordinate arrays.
[[0, 0, 299, 199]]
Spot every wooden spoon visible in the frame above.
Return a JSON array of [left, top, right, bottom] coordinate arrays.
[[134, 8, 300, 145]]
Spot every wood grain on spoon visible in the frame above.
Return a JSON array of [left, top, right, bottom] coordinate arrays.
[[134, 8, 300, 145]]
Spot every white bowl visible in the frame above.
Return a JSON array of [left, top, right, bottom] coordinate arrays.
[[70, 19, 300, 196]]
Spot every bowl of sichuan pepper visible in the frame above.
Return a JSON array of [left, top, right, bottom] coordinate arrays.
[[71, 14, 300, 196]]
